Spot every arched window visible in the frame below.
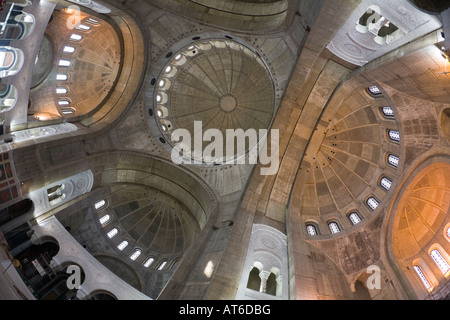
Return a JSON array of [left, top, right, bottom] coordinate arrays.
[[388, 130, 400, 142], [430, 249, 450, 276], [169, 258, 180, 269], [306, 224, 318, 236], [56, 73, 68, 81], [348, 212, 362, 225], [366, 197, 379, 211], [447, 226, 450, 239], [413, 265, 432, 291], [380, 177, 393, 191], [70, 34, 82, 41], [130, 249, 142, 261], [265, 272, 278, 296], [63, 46, 75, 53], [61, 107, 76, 115], [107, 228, 118, 239], [95, 200, 106, 210], [368, 85, 382, 96], [58, 99, 71, 106], [157, 260, 167, 271], [85, 17, 99, 25], [388, 154, 399, 168], [328, 221, 341, 234], [143, 257, 154, 268], [58, 59, 71, 67], [76, 24, 91, 31], [381, 106, 395, 118], [56, 87, 68, 94], [117, 240, 128, 251], [247, 267, 261, 292], [99, 214, 110, 226]]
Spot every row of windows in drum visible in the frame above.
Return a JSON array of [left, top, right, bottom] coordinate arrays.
[[94, 200, 177, 271], [306, 174, 395, 236], [54, 17, 99, 113]]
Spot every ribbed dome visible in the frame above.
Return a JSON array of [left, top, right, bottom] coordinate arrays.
[[109, 184, 199, 255], [300, 83, 401, 233], [393, 163, 450, 260], [154, 39, 275, 163]]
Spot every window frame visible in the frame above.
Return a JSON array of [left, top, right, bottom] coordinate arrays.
[[348, 212, 362, 225], [328, 221, 341, 234]]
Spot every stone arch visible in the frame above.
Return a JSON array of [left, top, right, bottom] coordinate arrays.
[[387, 158, 450, 299]]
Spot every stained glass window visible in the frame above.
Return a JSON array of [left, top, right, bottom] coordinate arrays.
[[413, 265, 432, 290], [368, 86, 382, 95], [380, 177, 393, 191], [328, 222, 341, 234], [306, 224, 318, 236], [367, 197, 379, 211], [430, 249, 450, 276], [381, 106, 394, 117], [349, 212, 362, 225], [388, 130, 400, 142], [388, 154, 399, 168]]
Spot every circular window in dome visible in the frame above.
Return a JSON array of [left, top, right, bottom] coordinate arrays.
[[152, 38, 275, 166]]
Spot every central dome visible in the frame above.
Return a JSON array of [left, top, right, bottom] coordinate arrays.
[[154, 38, 275, 164]]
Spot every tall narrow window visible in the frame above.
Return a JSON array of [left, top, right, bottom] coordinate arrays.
[[61, 107, 76, 115], [367, 197, 379, 211], [157, 260, 167, 270], [306, 224, 318, 236], [117, 240, 128, 251], [368, 85, 382, 95], [447, 227, 450, 238], [58, 99, 71, 106], [430, 249, 450, 276], [388, 154, 399, 168], [56, 87, 68, 94], [143, 257, 154, 268], [380, 177, 393, 191], [328, 221, 341, 234], [107, 228, 118, 239], [413, 265, 432, 290], [348, 212, 362, 225], [86, 17, 99, 25], [99, 214, 110, 226], [76, 24, 91, 31], [130, 249, 142, 261], [247, 267, 262, 292], [388, 130, 400, 142], [381, 106, 395, 118], [56, 73, 68, 81], [63, 46, 76, 53], [58, 59, 71, 67], [95, 200, 106, 210], [70, 34, 82, 41]]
